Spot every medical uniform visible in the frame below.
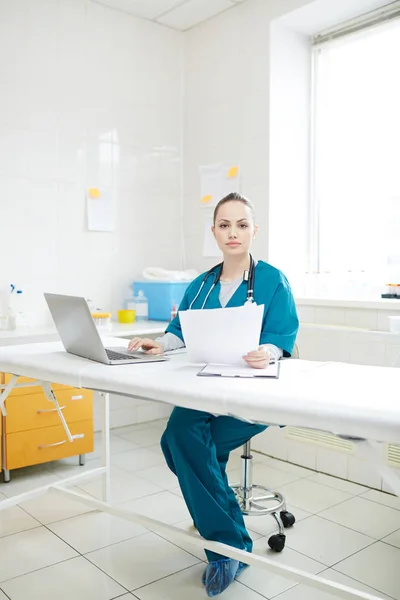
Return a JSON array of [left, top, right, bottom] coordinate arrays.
[[160, 260, 299, 563]]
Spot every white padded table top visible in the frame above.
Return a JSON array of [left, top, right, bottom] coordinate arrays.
[[1, 339, 400, 444]]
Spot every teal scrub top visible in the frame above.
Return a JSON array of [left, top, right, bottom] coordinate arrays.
[[166, 260, 299, 357]]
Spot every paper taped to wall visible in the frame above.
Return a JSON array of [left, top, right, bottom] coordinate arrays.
[[86, 188, 115, 232], [199, 164, 240, 207]]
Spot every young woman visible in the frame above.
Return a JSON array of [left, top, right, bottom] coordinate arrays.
[[129, 192, 299, 597]]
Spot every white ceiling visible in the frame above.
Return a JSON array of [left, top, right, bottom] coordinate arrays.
[[92, 0, 248, 31]]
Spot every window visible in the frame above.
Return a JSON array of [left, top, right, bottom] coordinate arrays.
[[310, 6, 400, 279]]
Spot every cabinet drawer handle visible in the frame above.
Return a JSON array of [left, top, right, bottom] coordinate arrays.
[[38, 433, 84, 449], [37, 406, 66, 414], [71, 395, 83, 400], [38, 440, 67, 449]]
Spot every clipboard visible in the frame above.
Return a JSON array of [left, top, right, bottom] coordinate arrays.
[[197, 361, 280, 379]]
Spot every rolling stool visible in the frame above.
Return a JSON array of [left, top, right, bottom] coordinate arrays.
[[231, 345, 299, 552], [231, 439, 295, 552]]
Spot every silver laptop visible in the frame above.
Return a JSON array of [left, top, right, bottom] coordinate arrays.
[[44, 293, 167, 365]]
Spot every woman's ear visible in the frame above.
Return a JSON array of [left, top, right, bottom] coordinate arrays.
[[253, 224, 259, 240]]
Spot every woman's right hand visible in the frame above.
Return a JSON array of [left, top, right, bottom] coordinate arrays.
[[127, 337, 164, 355]]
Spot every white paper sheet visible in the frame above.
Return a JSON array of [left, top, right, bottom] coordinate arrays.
[[179, 304, 264, 365], [87, 188, 115, 232], [199, 164, 240, 207]]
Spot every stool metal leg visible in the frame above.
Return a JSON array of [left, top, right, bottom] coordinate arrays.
[[231, 441, 296, 552], [240, 441, 253, 512]]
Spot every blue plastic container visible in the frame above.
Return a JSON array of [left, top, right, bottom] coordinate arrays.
[[132, 281, 190, 321]]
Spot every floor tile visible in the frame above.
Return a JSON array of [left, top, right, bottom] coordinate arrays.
[[114, 420, 166, 437], [115, 427, 163, 448], [170, 520, 208, 561], [170, 485, 183, 498], [48, 510, 148, 554], [271, 567, 392, 600], [0, 505, 40, 538], [133, 563, 266, 600], [382, 528, 400, 550], [245, 505, 311, 539], [266, 458, 313, 478], [49, 456, 103, 478], [307, 473, 368, 496], [111, 448, 164, 472], [286, 515, 374, 566], [88, 432, 140, 460], [334, 541, 400, 599], [278, 478, 352, 513], [85, 532, 199, 590], [319, 496, 400, 539], [0, 469, 61, 498], [361, 488, 400, 511], [228, 461, 303, 491], [119, 490, 191, 525], [133, 463, 178, 490], [0, 527, 77, 582], [147, 444, 165, 459], [1, 556, 126, 600], [20, 486, 95, 524], [238, 538, 325, 598], [76, 466, 163, 503]]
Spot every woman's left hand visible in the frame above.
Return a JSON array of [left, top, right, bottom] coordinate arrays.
[[243, 346, 270, 369]]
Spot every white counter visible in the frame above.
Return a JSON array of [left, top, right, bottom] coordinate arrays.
[[0, 321, 168, 347]]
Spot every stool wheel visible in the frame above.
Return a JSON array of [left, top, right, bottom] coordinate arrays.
[[280, 510, 295, 528], [268, 533, 286, 552]]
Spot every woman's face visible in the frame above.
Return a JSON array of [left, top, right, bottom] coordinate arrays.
[[212, 201, 257, 257]]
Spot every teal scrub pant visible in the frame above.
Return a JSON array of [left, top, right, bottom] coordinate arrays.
[[160, 407, 267, 562]]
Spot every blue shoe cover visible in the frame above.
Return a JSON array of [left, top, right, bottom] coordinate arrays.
[[202, 559, 239, 597], [201, 561, 248, 586]]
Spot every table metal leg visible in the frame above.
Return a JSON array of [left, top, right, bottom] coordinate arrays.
[[101, 392, 111, 502]]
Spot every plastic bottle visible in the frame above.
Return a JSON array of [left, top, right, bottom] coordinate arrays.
[[134, 290, 148, 321], [7, 284, 17, 330], [125, 287, 136, 311], [15, 289, 27, 327], [171, 302, 178, 321]]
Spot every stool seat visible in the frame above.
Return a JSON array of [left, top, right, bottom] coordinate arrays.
[[231, 440, 295, 552]]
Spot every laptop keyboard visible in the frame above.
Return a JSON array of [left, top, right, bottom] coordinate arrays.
[[105, 349, 137, 361]]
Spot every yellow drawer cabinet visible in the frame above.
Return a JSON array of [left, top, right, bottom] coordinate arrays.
[[5, 421, 94, 470], [1, 372, 94, 482]]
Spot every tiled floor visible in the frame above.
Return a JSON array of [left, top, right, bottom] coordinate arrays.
[[0, 419, 400, 599]]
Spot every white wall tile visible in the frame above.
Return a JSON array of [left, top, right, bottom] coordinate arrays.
[[315, 307, 346, 326], [137, 403, 173, 423], [316, 447, 348, 479], [296, 305, 316, 323], [0, 1, 183, 330], [251, 427, 288, 461], [347, 456, 382, 490], [385, 341, 400, 368], [378, 310, 394, 331], [286, 439, 317, 471], [345, 308, 378, 330]]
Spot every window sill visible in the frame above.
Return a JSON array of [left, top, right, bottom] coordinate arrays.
[[295, 297, 400, 311]]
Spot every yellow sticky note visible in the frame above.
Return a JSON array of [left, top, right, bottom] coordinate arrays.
[[200, 194, 213, 204], [88, 187, 101, 199], [227, 166, 239, 178]]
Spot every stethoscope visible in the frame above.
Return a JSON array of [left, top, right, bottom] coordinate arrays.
[[189, 254, 255, 310]]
